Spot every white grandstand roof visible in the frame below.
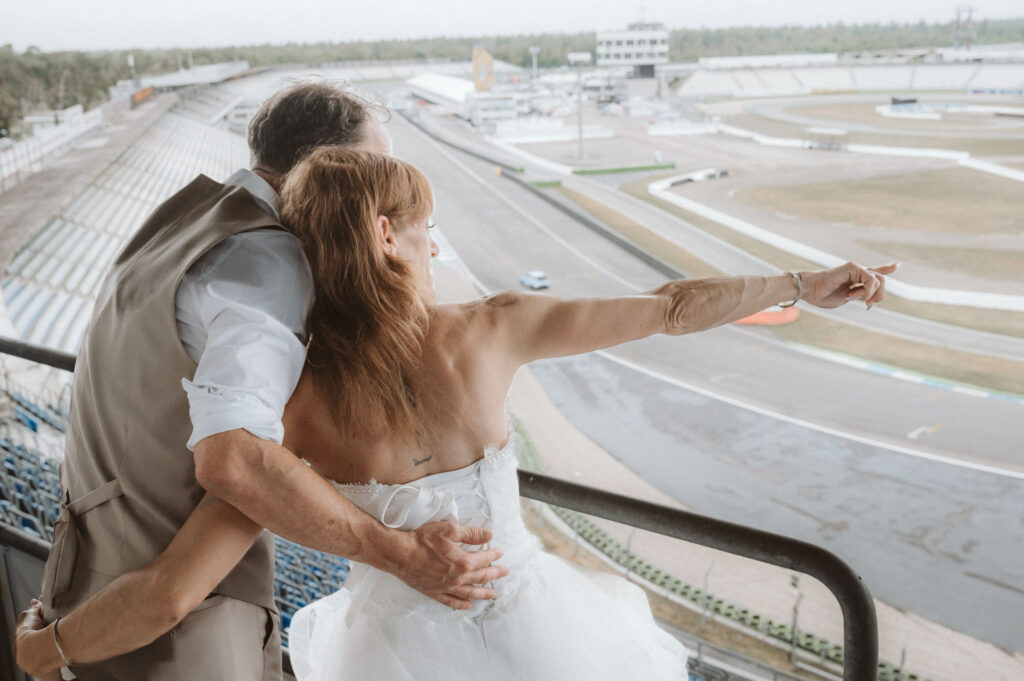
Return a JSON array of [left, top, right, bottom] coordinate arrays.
[[138, 61, 251, 89], [406, 73, 475, 105], [698, 53, 839, 70]]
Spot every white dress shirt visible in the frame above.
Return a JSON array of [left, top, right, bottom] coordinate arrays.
[[175, 169, 314, 450]]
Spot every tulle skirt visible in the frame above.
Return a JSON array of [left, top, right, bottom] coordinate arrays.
[[289, 552, 688, 681]]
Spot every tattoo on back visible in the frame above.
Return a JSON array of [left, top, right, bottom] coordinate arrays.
[[413, 455, 433, 466]]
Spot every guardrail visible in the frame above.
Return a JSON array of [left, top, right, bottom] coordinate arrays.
[[0, 337, 878, 680]]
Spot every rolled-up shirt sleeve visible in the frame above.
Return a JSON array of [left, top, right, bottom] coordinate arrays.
[[177, 230, 314, 450]]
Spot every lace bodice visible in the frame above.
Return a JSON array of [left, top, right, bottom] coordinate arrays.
[[324, 434, 541, 622]]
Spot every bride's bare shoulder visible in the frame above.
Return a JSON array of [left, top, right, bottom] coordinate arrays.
[[441, 291, 539, 323], [428, 292, 534, 340]]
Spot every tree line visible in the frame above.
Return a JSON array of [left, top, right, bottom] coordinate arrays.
[[2, 17, 1023, 138]]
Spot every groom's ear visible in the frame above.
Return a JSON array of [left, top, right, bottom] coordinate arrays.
[[376, 215, 398, 256]]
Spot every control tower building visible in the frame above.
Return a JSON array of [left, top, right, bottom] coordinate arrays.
[[596, 22, 670, 78]]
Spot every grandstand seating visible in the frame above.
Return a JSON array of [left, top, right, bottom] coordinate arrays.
[[678, 61, 1024, 98], [175, 85, 249, 123], [850, 66, 914, 91], [755, 68, 806, 94], [970, 63, 1024, 91], [913, 64, 977, 91], [731, 70, 766, 92], [1, 110, 249, 354], [794, 67, 856, 92], [678, 70, 744, 97]]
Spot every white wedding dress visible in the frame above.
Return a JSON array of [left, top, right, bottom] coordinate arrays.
[[288, 434, 688, 680]]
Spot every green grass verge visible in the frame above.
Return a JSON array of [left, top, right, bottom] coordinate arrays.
[[572, 162, 677, 176], [556, 185, 724, 278], [531, 179, 562, 188]]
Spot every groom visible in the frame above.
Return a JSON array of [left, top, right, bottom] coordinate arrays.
[[19, 82, 508, 680]]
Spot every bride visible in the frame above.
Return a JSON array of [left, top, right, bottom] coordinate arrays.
[[16, 147, 894, 680], [277, 148, 893, 680]]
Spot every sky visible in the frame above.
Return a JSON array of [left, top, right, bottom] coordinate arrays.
[[3, 0, 1024, 53]]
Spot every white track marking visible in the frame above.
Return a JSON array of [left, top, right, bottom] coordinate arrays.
[[405, 120, 641, 292], [597, 351, 1024, 481]]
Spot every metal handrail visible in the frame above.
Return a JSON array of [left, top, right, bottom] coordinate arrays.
[[0, 337, 878, 680], [518, 470, 877, 680], [0, 337, 76, 372]]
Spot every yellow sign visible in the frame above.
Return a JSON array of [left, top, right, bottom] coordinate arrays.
[[473, 47, 495, 91]]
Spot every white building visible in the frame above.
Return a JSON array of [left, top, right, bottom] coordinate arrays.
[[596, 22, 670, 78], [467, 93, 518, 129], [406, 73, 518, 130]]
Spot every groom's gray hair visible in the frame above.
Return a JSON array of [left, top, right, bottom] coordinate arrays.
[[247, 80, 388, 175]]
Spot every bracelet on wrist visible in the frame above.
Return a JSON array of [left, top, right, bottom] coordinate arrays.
[[52, 617, 73, 667], [779, 272, 802, 308]]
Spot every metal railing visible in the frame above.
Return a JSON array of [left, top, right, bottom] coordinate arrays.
[[0, 337, 878, 680]]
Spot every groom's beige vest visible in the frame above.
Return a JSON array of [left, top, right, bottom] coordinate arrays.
[[41, 174, 283, 618]]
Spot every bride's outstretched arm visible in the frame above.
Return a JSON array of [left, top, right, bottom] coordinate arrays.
[[497, 263, 897, 363]]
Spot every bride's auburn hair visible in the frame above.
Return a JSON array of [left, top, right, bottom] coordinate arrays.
[[280, 147, 433, 433]]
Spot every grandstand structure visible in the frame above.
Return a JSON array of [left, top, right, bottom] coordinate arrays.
[[665, 60, 1024, 99], [1, 107, 246, 354]]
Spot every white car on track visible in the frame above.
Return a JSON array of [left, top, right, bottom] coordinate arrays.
[[520, 270, 550, 290]]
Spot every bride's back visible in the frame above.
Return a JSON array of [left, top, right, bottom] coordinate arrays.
[[278, 148, 667, 487], [284, 298, 514, 486]]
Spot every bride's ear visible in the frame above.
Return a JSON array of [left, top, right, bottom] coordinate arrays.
[[376, 215, 398, 256]]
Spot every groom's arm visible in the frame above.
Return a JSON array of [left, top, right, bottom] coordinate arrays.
[[16, 495, 260, 676], [194, 429, 510, 608]]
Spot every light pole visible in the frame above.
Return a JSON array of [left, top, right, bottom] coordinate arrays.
[[571, 470, 582, 556], [897, 633, 910, 681], [567, 51, 591, 159], [790, 582, 804, 666], [128, 54, 139, 89], [529, 46, 540, 80], [699, 560, 714, 633]]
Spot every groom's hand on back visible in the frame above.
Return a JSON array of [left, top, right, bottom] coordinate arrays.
[[385, 521, 510, 610]]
